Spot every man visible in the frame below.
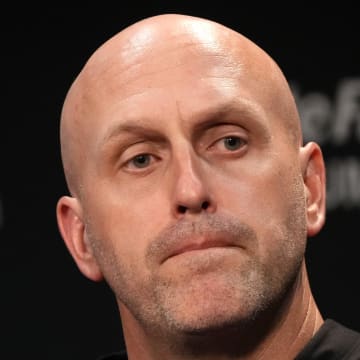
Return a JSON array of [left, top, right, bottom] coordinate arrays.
[[56, 13, 360, 359]]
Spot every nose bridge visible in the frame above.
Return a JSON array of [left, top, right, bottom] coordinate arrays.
[[175, 145, 203, 189], [170, 142, 214, 216]]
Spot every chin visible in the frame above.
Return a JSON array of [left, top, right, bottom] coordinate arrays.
[[157, 274, 269, 335], [173, 311, 255, 335]]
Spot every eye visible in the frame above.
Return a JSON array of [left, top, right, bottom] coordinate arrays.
[[127, 153, 152, 169], [222, 136, 245, 151]]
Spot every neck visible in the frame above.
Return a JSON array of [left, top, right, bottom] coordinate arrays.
[[119, 262, 323, 360], [249, 261, 323, 359]]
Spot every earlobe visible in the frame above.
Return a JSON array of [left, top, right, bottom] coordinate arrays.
[[300, 142, 327, 237], [56, 196, 103, 281]]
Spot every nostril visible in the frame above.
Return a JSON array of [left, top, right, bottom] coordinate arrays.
[[178, 205, 187, 214], [177, 201, 210, 214], [202, 201, 209, 210]]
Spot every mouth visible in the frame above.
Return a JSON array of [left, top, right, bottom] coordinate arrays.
[[163, 236, 241, 263]]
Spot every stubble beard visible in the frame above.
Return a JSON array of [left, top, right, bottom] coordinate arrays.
[[88, 198, 307, 342]]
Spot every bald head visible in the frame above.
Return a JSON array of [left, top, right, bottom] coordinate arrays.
[[60, 13, 301, 196]]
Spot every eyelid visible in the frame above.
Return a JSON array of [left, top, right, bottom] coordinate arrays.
[[119, 141, 164, 173], [210, 134, 248, 150], [205, 124, 249, 148]]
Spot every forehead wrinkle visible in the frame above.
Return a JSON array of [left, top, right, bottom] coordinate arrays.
[[86, 44, 241, 100], [80, 18, 244, 96]]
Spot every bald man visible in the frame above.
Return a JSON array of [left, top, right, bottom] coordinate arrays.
[[56, 14, 360, 360]]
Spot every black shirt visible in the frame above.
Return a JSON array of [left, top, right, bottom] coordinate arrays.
[[295, 319, 360, 359], [99, 319, 360, 359]]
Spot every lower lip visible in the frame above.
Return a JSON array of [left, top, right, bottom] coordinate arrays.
[[169, 246, 240, 260]]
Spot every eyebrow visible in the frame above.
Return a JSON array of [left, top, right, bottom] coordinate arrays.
[[192, 102, 260, 129], [100, 121, 164, 149], [99, 99, 270, 148], [190, 100, 271, 142]]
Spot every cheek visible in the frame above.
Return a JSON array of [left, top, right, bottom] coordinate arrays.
[[213, 162, 293, 213], [211, 158, 306, 242], [213, 163, 307, 285], [84, 184, 168, 265]]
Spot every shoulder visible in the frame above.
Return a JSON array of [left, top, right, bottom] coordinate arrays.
[[97, 351, 127, 360], [296, 318, 360, 359]]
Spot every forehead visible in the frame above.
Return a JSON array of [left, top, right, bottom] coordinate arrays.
[[83, 28, 242, 101], [65, 24, 292, 156], [73, 34, 247, 126], [81, 64, 260, 148], [102, 17, 239, 72]]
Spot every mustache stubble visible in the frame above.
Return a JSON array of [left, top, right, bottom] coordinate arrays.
[[145, 212, 257, 266]]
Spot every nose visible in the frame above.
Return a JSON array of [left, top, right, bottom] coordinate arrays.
[[171, 149, 215, 218]]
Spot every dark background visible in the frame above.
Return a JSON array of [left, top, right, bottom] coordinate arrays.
[[2, 4, 359, 359]]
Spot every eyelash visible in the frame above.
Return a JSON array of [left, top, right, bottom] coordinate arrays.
[[213, 136, 247, 151], [125, 153, 157, 170]]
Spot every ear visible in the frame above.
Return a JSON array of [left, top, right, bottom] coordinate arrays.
[[56, 196, 103, 282], [300, 142, 326, 237]]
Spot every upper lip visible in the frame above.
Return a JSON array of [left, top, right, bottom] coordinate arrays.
[[163, 235, 240, 263]]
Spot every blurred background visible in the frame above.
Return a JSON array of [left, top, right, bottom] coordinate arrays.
[[2, 3, 359, 359]]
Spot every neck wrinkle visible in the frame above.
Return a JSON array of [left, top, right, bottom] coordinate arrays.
[[259, 261, 323, 360]]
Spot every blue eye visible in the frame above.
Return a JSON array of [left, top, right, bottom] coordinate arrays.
[[223, 136, 243, 150], [131, 154, 151, 168]]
